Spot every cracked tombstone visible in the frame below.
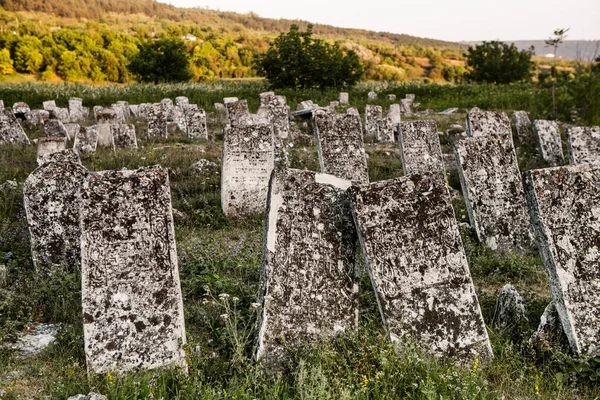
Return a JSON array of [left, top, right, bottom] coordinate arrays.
[[525, 163, 600, 355], [147, 103, 168, 138], [566, 126, 600, 164], [184, 105, 208, 140], [399, 120, 446, 181], [0, 108, 30, 144], [313, 110, 369, 184], [465, 107, 512, 137], [44, 119, 69, 139], [74, 126, 98, 154], [111, 124, 137, 149], [80, 166, 187, 375], [37, 137, 67, 165], [350, 174, 492, 359], [23, 150, 87, 274], [225, 99, 250, 126], [221, 115, 274, 217], [455, 134, 533, 250], [364, 104, 382, 138], [339, 92, 349, 104], [533, 120, 564, 164], [512, 111, 532, 137], [256, 169, 359, 365]]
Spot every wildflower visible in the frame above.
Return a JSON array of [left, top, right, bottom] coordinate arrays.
[[251, 302, 261, 309], [232, 297, 239, 302], [220, 313, 229, 319], [472, 357, 479, 373], [375, 372, 381, 381], [218, 293, 230, 300], [362, 375, 369, 390], [107, 371, 114, 386], [535, 384, 540, 396]]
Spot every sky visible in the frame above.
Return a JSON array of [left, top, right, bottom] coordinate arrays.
[[157, 0, 599, 42]]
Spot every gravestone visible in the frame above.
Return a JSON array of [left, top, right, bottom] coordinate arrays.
[[172, 106, 187, 132], [225, 100, 250, 125], [175, 96, 189, 107], [29, 109, 49, 126], [525, 163, 600, 355], [0, 108, 30, 145], [533, 120, 563, 164], [465, 107, 512, 137], [74, 126, 98, 154], [184, 105, 208, 140], [80, 167, 187, 374], [405, 94, 416, 101], [512, 111, 531, 137], [0, 100, 3, 110], [111, 124, 137, 149], [44, 119, 69, 139], [12, 102, 31, 120], [214, 103, 228, 123], [400, 98, 413, 116], [367, 91, 377, 100], [378, 104, 400, 143], [221, 116, 274, 217], [43, 101, 57, 111], [455, 134, 533, 250], [51, 107, 71, 122], [115, 101, 131, 120], [339, 92, 349, 104], [350, 174, 492, 359], [160, 98, 174, 108], [137, 103, 150, 119], [364, 104, 382, 137], [566, 126, 600, 164], [256, 169, 359, 364], [147, 103, 168, 138], [23, 150, 88, 274], [493, 284, 526, 330], [313, 110, 369, 184], [265, 95, 290, 139], [259, 92, 275, 106], [110, 102, 127, 123], [223, 97, 239, 104], [69, 98, 86, 122], [96, 109, 118, 149], [36, 137, 67, 165], [64, 124, 81, 141], [129, 104, 139, 118], [399, 120, 445, 181]]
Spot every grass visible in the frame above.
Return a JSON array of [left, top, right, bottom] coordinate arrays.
[[1, 81, 599, 399]]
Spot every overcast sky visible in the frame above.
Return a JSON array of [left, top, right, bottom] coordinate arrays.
[[157, 0, 599, 42]]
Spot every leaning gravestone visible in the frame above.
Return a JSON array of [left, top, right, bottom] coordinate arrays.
[[350, 174, 492, 359], [147, 103, 168, 138], [512, 111, 531, 137], [184, 105, 208, 140], [399, 120, 445, 181], [80, 166, 187, 374], [465, 107, 512, 137], [265, 95, 290, 139], [12, 102, 31, 120], [566, 126, 600, 164], [313, 110, 369, 184], [110, 124, 137, 149], [64, 124, 80, 141], [532, 120, 564, 164], [225, 100, 250, 125], [339, 92, 349, 104], [73, 126, 98, 154], [364, 104, 382, 138], [23, 150, 87, 274], [44, 119, 69, 139], [221, 116, 274, 217], [115, 101, 131, 120], [378, 104, 400, 143], [455, 134, 533, 250], [525, 163, 600, 355], [0, 108, 30, 144], [36, 137, 66, 165], [256, 169, 359, 364], [43, 101, 57, 111]]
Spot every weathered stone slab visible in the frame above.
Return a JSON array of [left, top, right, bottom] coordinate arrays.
[[36, 137, 67, 165], [44, 119, 69, 139], [339, 92, 349, 104], [80, 167, 187, 374], [313, 110, 369, 184], [69, 98, 86, 122], [493, 284, 526, 330], [160, 98, 174, 108], [50, 107, 70, 123], [365, 104, 382, 138], [367, 91, 377, 100], [400, 98, 413, 116], [0, 108, 30, 144], [225, 100, 250, 126], [264, 95, 290, 139], [223, 97, 239, 104], [129, 105, 139, 118], [64, 124, 80, 141], [43, 100, 57, 111], [184, 105, 208, 140], [405, 94, 416, 101], [172, 106, 187, 132], [28, 109, 50, 126], [438, 107, 458, 115], [12, 102, 31, 120], [23, 152, 88, 274], [524, 163, 600, 355], [513, 111, 531, 137], [111, 124, 137, 149], [74, 126, 98, 154], [137, 103, 150, 119], [465, 107, 512, 137], [96, 110, 117, 149], [378, 104, 400, 143], [399, 120, 445, 181], [214, 103, 227, 123], [175, 96, 189, 107], [533, 120, 563, 164], [566, 126, 600, 165], [115, 101, 130, 120], [110, 102, 127, 123], [221, 116, 274, 217], [147, 103, 168, 138], [387, 94, 396, 101], [350, 174, 492, 359], [259, 92, 275, 107], [455, 134, 533, 250], [256, 169, 358, 364]]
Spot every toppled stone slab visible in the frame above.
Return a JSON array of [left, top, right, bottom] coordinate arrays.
[[439, 107, 458, 115], [525, 163, 600, 355], [533, 120, 563, 164], [80, 167, 187, 374], [44, 119, 69, 139], [184, 105, 208, 140], [256, 169, 358, 364], [313, 110, 369, 184], [221, 117, 274, 217], [225, 100, 250, 125], [74, 126, 98, 154], [364, 104, 382, 137], [0, 108, 30, 144], [191, 159, 218, 175], [513, 111, 532, 137], [147, 103, 168, 138], [399, 120, 445, 181], [339, 92, 349, 104], [37, 137, 67, 165], [455, 134, 533, 250], [23, 152, 88, 274], [465, 107, 512, 137], [566, 126, 600, 164], [493, 284, 526, 329], [223, 97, 239, 104], [111, 124, 137, 149], [350, 174, 492, 359], [11, 323, 59, 356]]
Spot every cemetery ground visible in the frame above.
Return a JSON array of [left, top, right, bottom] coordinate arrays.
[[1, 82, 600, 399]]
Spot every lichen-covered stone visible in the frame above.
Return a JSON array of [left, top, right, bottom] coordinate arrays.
[[400, 98, 413, 116], [147, 103, 168, 138], [28, 109, 50, 126], [313, 110, 369, 184], [0, 108, 30, 144], [221, 117, 274, 217], [350, 175, 492, 359], [524, 163, 600, 355], [129, 105, 139, 118], [513, 111, 532, 137], [566, 126, 600, 164], [97, 124, 115, 150], [339, 92, 349, 104], [44, 119, 69, 139], [259, 92, 275, 106], [111, 124, 137, 149], [399, 120, 445, 181], [64, 124, 80, 141], [364, 104, 382, 138], [110, 103, 127, 123], [455, 134, 533, 250], [387, 94, 396, 101], [264, 95, 290, 139], [80, 167, 187, 374], [69, 98, 86, 122], [225, 100, 250, 126], [256, 169, 359, 365], [50, 107, 71, 122], [37, 137, 67, 165], [465, 107, 512, 137], [533, 120, 563, 164], [74, 126, 98, 154], [43, 100, 57, 111], [175, 96, 189, 107], [367, 91, 377, 100], [23, 153, 88, 274], [382, 104, 401, 142], [493, 284, 526, 329], [184, 105, 208, 140], [115, 101, 131, 120], [12, 102, 31, 120]]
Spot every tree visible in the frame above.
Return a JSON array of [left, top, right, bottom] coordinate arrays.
[[256, 24, 363, 89], [13, 35, 44, 73], [0, 48, 14, 75], [128, 38, 193, 83], [464, 41, 534, 84], [545, 28, 570, 118]]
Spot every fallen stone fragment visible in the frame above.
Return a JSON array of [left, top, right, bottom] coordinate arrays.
[[493, 284, 527, 329]]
